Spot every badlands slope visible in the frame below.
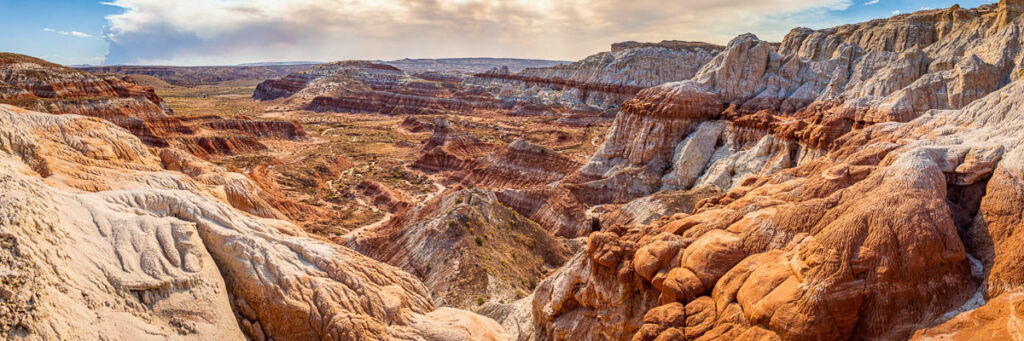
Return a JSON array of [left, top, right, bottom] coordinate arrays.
[[0, 104, 507, 340]]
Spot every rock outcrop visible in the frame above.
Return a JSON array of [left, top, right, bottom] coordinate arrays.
[[1, 53, 170, 115], [495, 186, 594, 239], [911, 292, 1024, 340], [459, 139, 581, 189], [413, 130, 581, 191], [410, 123, 497, 174]]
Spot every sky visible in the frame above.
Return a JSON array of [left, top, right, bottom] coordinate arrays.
[[0, 0, 993, 66]]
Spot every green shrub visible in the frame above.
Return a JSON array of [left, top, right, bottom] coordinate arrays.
[[475, 236, 484, 246]]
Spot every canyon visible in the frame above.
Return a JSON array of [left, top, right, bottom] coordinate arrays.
[[4, 1, 1024, 340]]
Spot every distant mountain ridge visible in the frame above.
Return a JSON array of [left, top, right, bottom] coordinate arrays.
[[75, 58, 568, 86], [236, 61, 324, 66], [378, 57, 569, 73], [76, 64, 318, 86]]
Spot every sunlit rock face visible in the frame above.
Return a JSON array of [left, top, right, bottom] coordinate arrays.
[[576, 2, 1024, 204]]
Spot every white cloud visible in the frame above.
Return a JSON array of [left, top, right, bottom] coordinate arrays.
[[68, 31, 93, 38], [101, 0, 854, 65], [42, 28, 94, 38], [864, 0, 879, 5], [892, 10, 901, 14]]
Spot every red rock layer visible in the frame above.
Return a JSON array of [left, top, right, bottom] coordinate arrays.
[[177, 135, 268, 158], [159, 148, 328, 221], [191, 115, 305, 139], [244, 163, 337, 223], [410, 127, 495, 174], [494, 187, 592, 238], [252, 74, 313, 100], [352, 181, 412, 214], [457, 139, 581, 190], [2, 54, 169, 108], [305, 86, 503, 116], [399, 116, 441, 133]]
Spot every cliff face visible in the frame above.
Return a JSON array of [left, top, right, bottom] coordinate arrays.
[[533, 2, 1024, 340], [576, 3, 1024, 204], [473, 41, 723, 114]]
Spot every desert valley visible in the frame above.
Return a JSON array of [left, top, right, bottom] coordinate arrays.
[[3, 1, 1024, 340]]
